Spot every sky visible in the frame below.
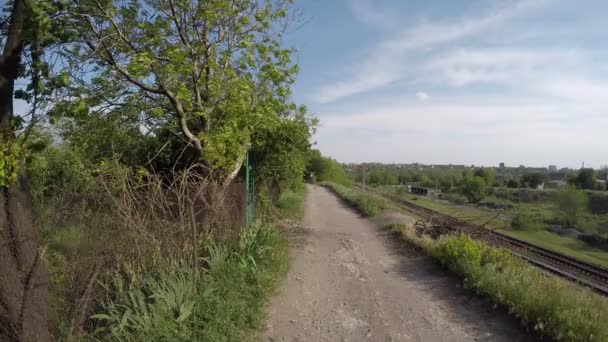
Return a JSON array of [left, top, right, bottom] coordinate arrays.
[[286, 0, 608, 169]]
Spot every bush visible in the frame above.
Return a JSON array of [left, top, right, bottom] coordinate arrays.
[[437, 235, 481, 275], [556, 187, 589, 228], [394, 228, 608, 341], [510, 210, 543, 231], [459, 176, 487, 203], [587, 193, 608, 215]]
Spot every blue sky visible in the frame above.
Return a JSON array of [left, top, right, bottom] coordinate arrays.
[[286, 0, 608, 169]]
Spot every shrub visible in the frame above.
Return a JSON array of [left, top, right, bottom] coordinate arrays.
[[556, 187, 589, 228], [459, 176, 487, 203], [510, 210, 543, 231], [437, 234, 481, 275]]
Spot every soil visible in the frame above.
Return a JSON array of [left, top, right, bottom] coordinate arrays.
[[264, 185, 538, 342]]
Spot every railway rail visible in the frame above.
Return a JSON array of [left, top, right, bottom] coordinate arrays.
[[352, 184, 608, 296]]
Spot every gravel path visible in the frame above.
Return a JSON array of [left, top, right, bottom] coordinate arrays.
[[264, 185, 537, 342]]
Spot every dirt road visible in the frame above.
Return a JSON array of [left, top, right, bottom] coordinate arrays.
[[264, 185, 536, 342]]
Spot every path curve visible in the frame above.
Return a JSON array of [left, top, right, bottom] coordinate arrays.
[[264, 185, 536, 342]]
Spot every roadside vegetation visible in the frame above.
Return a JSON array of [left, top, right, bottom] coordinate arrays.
[[1, 0, 313, 340], [388, 225, 608, 342], [354, 163, 608, 268], [320, 182, 391, 217]]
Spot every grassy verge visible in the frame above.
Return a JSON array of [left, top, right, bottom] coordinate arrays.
[[498, 229, 608, 269], [92, 223, 288, 341], [320, 182, 392, 217], [276, 185, 307, 220], [389, 223, 608, 341]]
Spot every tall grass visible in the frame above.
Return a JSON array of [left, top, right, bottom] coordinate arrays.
[[91, 224, 288, 341], [276, 185, 307, 220], [391, 224, 608, 341], [34, 163, 294, 340], [320, 182, 391, 217]]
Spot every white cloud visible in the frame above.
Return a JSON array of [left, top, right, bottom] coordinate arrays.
[[426, 48, 570, 86], [312, 49, 403, 103], [312, 0, 553, 103], [415, 91, 429, 101], [347, 0, 398, 30], [316, 100, 608, 168], [384, 0, 550, 50]]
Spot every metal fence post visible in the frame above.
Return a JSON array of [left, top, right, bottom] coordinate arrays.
[[245, 150, 254, 226]]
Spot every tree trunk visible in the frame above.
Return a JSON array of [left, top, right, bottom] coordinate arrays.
[[0, 168, 49, 342], [0, 0, 50, 340]]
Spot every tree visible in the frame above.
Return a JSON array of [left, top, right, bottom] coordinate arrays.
[[473, 167, 495, 186], [307, 153, 349, 185], [506, 178, 519, 188], [555, 186, 588, 227], [252, 109, 316, 190], [0, 0, 68, 340], [460, 176, 486, 203], [573, 168, 597, 190], [63, 0, 299, 189], [521, 172, 547, 189]]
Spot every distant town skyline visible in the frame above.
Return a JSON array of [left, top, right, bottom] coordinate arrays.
[[286, 0, 608, 169]]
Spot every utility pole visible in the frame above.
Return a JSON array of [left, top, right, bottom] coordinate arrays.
[[435, 177, 438, 201]]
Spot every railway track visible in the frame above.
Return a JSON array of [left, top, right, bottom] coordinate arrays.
[[352, 184, 608, 296]]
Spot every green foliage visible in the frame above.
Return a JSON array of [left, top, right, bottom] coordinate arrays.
[[473, 168, 496, 186], [367, 169, 397, 186], [61, 0, 306, 179], [521, 172, 548, 189], [459, 176, 487, 203], [322, 182, 390, 217], [253, 110, 316, 190], [436, 234, 482, 276], [397, 229, 608, 341], [307, 152, 350, 185], [555, 186, 589, 228], [511, 209, 543, 231], [0, 141, 21, 187], [506, 178, 520, 188], [92, 224, 288, 341], [570, 168, 598, 190], [276, 185, 307, 220]]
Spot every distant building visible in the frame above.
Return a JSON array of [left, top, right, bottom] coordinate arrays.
[[549, 165, 557, 172], [499, 162, 505, 168]]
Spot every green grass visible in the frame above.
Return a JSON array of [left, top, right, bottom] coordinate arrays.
[[320, 182, 392, 217], [92, 224, 289, 341], [498, 229, 608, 269], [276, 186, 307, 220], [391, 225, 608, 341]]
